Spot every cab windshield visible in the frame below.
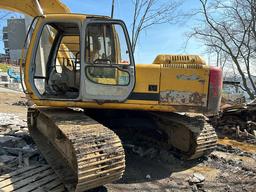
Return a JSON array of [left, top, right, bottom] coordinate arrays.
[[85, 23, 130, 65]]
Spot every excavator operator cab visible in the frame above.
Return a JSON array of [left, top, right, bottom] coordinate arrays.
[[26, 15, 135, 102]]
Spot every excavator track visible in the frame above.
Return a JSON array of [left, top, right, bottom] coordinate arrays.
[[86, 109, 218, 160], [27, 107, 125, 192], [151, 112, 218, 159]]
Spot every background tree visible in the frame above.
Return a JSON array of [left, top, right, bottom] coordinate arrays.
[[130, 0, 183, 53], [189, 0, 256, 99]]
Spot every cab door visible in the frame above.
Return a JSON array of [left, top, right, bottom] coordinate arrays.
[[81, 20, 135, 102]]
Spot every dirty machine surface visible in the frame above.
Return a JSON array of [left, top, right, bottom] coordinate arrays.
[[1, 0, 222, 191]]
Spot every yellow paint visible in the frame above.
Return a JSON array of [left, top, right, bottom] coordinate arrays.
[[24, 15, 87, 100], [160, 65, 209, 93], [22, 14, 211, 113], [0, 0, 70, 17], [33, 99, 176, 112], [134, 64, 160, 93], [0, 0, 216, 113], [24, 17, 43, 99], [153, 54, 206, 65], [43, 14, 88, 21]]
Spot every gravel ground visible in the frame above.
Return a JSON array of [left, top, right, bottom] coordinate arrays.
[[0, 87, 255, 192]]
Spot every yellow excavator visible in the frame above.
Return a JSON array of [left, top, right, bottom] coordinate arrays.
[[0, 0, 222, 191]]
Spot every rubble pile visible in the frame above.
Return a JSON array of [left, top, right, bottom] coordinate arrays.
[[211, 100, 256, 141], [124, 142, 181, 165], [122, 135, 256, 192], [187, 173, 205, 192], [209, 143, 255, 190], [0, 113, 45, 175], [0, 89, 255, 191], [12, 100, 30, 106], [215, 144, 256, 160]]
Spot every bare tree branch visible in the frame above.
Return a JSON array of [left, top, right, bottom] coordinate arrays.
[[189, 0, 256, 99], [130, 0, 183, 52]]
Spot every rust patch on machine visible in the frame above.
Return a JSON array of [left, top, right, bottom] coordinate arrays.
[[160, 90, 207, 106]]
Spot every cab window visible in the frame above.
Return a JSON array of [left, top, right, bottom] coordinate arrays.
[[85, 23, 130, 86], [33, 22, 80, 98]]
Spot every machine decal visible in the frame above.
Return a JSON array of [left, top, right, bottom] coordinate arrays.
[[128, 92, 159, 101], [176, 74, 202, 81], [160, 90, 207, 106]]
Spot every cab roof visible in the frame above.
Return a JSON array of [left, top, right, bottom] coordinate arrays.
[[43, 13, 110, 21]]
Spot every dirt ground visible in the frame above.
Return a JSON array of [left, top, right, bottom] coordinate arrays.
[[0, 87, 255, 192]]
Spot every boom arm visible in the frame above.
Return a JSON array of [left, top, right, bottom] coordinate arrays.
[[0, 0, 70, 17]]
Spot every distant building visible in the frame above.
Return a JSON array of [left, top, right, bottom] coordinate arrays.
[[2, 18, 27, 64], [2, 27, 9, 57], [0, 53, 9, 63]]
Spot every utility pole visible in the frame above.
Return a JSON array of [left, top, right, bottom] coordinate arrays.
[[111, 0, 115, 18]]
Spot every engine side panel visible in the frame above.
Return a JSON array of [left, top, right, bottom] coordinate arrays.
[[159, 64, 210, 107], [126, 64, 160, 104]]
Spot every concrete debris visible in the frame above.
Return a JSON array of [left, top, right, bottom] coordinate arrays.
[[224, 185, 232, 192], [0, 112, 46, 175], [210, 100, 256, 142], [215, 143, 256, 160], [191, 184, 198, 192], [0, 88, 256, 192], [0, 135, 27, 148], [188, 173, 205, 184], [0, 154, 16, 163], [193, 173, 205, 183], [12, 100, 29, 106], [125, 143, 180, 163], [2, 146, 38, 155], [125, 144, 159, 159], [221, 172, 229, 178], [187, 173, 206, 192], [0, 113, 27, 129]]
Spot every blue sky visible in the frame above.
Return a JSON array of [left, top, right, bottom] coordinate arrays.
[[62, 0, 205, 63], [0, 0, 207, 64]]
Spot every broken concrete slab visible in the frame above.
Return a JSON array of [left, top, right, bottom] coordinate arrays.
[[188, 173, 205, 185], [0, 135, 27, 148], [193, 173, 205, 182], [0, 155, 16, 163], [0, 113, 27, 128]]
